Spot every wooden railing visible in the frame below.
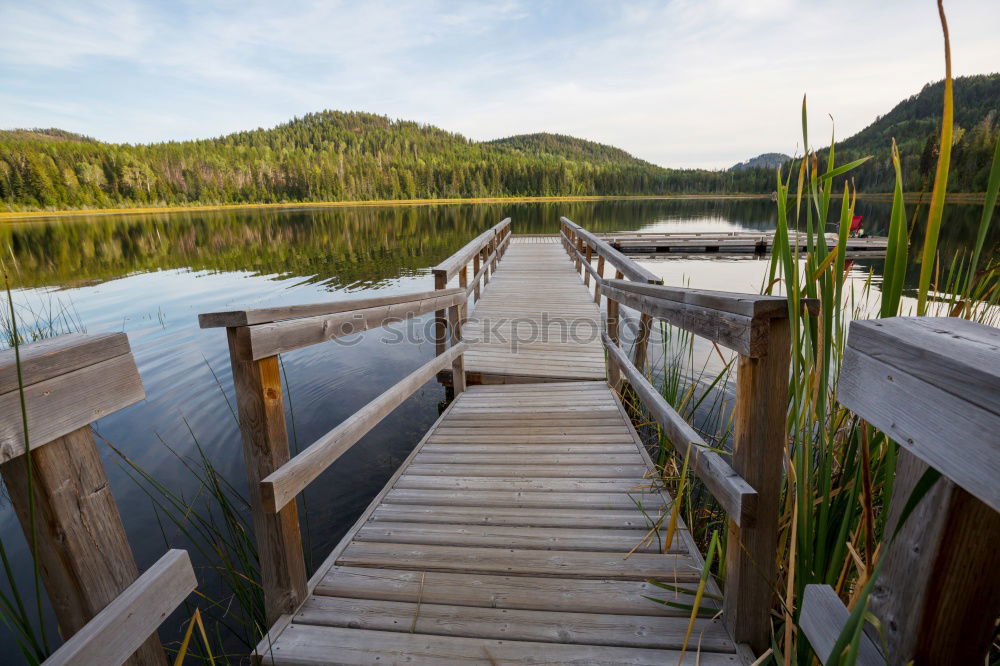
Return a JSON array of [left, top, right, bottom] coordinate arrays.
[[0, 333, 198, 666], [431, 218, 511, 357], [559, 216, 662, 382], [801, 316, 1000, 665], [199, 287, 468, 624], [562, 219, 802, 653]]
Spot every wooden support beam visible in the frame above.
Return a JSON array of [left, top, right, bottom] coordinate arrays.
[[723, 317, 790, 653], [632, 313, 652, 373], [0, 426, 166, 665], [433, 272, 448, 357], [472, 253, 481, 301], [226, 327, 308, 625], [448, 305, 466, 395], [583, 244, 593, 286]]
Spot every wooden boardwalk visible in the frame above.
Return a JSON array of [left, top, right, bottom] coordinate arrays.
[[462, 236, 606, 384], [600, 230, 889, 254], [259, 382, 740, 665]]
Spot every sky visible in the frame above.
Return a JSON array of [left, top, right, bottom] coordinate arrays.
[[1, 0, 997, 169]]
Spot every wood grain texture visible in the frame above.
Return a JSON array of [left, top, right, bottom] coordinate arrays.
[[0, 332, 131, 394], [799, 585, 883, 665], [246, 289, 466, 360], [431, 218, 511, 281], [723, 317, 790, 653], [0, 353, 145, 463], [199, 287, 463, 328], [840, 317, 1000, 511], [42, 550, 196, 666], [560, 217, 661, 283], [0, 426, 166, 665]]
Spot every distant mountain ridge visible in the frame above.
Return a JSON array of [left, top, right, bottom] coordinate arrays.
[[729, 153, 791, 171]]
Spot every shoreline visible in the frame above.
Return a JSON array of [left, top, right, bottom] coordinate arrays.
[[0, 191, 986, 222]]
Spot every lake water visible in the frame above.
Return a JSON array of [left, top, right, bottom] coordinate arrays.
[[0, 198, 991, 660]]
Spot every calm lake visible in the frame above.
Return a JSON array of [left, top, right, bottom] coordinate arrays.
[[0, 198, 992, 659]]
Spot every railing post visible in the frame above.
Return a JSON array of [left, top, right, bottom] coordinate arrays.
[[724, 316, 791, 653], [0, 333, 166, 665], [606, 270, 624, 390], [575, 235, 584, 273], [226, 327, 308, 626], [632, 313, 652, 373], [433, 270, 448, 356], [481, 247, 490, 287], [594, 255, 605, 304], [583, 243, 593, 286], [447, 302, 466, 394], [472, 253, 481, 301]]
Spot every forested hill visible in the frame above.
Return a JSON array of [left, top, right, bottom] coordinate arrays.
[[824, 73, 999, 192], [0, 113, 774, 211]]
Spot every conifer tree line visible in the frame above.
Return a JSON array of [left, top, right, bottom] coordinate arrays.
[[0, 113, 774, 210], [1, 73, 996, 211]]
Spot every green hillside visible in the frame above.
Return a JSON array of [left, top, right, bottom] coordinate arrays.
[[0, 112, 772, 211], [825, 73, 999, 192]]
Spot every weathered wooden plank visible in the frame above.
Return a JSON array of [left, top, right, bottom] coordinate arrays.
[[839, 344, 1000, 512], [603, 332, 756, 526], [260, 343, 466, 513], [384, 487, 662, 508], [600, 279, 799, 318], [0, 353, 145, 463], [799, 585, 884, 665], [354, 522, 666, 552], [402, 464, 651, 479], [412, 453, 641, 465], [0, 332, 131, 394], [314, 566, 706, 616], [42, 550, 197, 666], [420, 444, 637, 455], [199, 287, 463, 328], [372, 504, 662, 529], [337, 542, 700, 580], [0, 426, 167, 665], [246, 290, 466, 359], [293, 596, 734, 651], [602, 282, 763, 356], [394, 475, 649, 492], [257, 625, 739, 665]]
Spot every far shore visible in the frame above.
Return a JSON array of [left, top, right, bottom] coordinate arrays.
[[0, 191, 987, 222]]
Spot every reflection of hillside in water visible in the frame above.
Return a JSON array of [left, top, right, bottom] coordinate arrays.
[[6, 198, 991, 290]]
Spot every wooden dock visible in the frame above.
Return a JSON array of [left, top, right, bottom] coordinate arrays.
[[1, 214, 993, 665], [599, 230, 889, 254]]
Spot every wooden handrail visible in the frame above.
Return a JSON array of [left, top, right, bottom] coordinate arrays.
[[560, 216, 661, 284], [599, 274, 792, 653], [42, 550, 197, 666], [467, 232, 511, 296], [261, 341, 467, 512], [432, 217, 511, 282], [202, 286, 469, 624], [602, 332, 756, 525], [230, 288, 466, 360], [199, 287, 464, 329]]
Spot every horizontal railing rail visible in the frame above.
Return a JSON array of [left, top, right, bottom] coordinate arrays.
[[43, 550, 198, 666], [201, 287, 468, 624], [261, 341, 467, 513], [432, 217, 511, 283]]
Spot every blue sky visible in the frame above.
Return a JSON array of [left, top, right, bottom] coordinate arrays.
[[1, 0, 997, 168]]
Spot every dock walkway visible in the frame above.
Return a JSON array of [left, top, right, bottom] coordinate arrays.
[[463, 236, 606, 384], [261, 382, 739, 664]]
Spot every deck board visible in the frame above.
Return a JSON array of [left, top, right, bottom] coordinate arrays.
[[259, 383, 740, 664]]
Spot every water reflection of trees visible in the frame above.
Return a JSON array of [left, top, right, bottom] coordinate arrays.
[[7, 199, 991, 290]]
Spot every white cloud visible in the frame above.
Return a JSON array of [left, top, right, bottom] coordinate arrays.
[[0, 0, 997, 168]]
